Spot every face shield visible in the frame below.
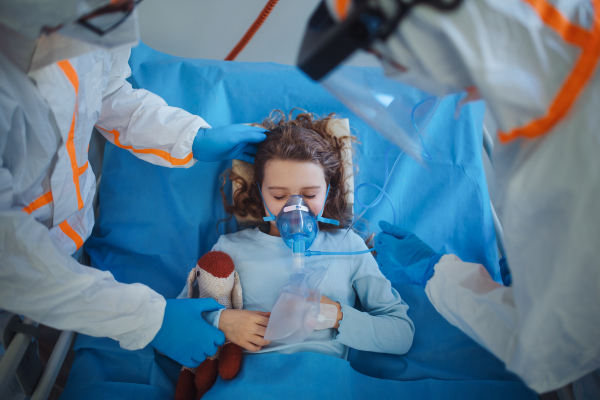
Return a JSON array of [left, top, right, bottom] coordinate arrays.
[[57, 0, 141, 49], [297, 0, 463, 161], [0, 0, 140, 72]]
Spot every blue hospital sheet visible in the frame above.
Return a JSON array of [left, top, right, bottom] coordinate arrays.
[[59, 42, 535, 399]]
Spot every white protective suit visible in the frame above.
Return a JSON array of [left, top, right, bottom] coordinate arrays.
[[0, 1, 210, 350], [329, 0, 600, 393]]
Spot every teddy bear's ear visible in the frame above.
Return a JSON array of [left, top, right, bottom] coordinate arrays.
[[187, 265, 199, 298], [232, 270, 243, 310]]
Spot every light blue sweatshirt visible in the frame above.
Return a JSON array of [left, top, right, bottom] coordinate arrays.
[[183, 227, 414, 360]]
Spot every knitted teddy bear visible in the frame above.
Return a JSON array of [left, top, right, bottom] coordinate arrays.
[[175, 251, 243, 400]]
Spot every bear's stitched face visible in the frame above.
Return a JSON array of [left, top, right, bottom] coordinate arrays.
[[197, 268, 235, 305]]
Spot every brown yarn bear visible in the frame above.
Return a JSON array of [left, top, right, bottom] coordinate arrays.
[[175, 251, 243, 400]]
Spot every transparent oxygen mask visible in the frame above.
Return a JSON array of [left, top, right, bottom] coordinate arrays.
[[276, 195, 318, 269]]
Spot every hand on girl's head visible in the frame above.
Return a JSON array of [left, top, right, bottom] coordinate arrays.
[[218, 309, 271, 352]]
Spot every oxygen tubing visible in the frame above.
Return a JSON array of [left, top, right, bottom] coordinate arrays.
[[297, 97, 441, 258], [305, 249, 373, 257], [306, 145, 402, 258]]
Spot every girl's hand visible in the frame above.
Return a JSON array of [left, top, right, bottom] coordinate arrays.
[[218, 310, 271, 351], [320, 295, 343, 329]]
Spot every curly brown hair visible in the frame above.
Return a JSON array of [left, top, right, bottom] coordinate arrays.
[[220, 110, 356, 232]]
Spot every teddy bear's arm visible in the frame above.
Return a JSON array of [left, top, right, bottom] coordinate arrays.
[[232, 270, 243, 310]]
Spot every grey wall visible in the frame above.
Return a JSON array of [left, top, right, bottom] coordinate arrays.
[[136, 0, 379, 66]]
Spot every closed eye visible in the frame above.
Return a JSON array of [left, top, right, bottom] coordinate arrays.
[[303, 195, 316, 199], [274, 196, 286, 200]]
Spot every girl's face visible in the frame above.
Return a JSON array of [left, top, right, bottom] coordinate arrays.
[[261, 159, 327, 237]]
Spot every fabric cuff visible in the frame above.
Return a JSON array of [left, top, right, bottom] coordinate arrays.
[[430, 253, 444, 266], [118, 292, 166, 350], [425, 253, 444, 282], [202, 308, 224, 329], [438, 254, 462, 264], [332, 303, 357, 343], [426, 253, 462, 291]]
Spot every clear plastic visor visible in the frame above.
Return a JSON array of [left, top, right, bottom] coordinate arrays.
[[320, 65, 441, 163]]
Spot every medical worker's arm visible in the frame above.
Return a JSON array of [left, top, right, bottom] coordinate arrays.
[[333, 234, 415, 355], [425, 256, 518, 373], [96, 49, 266, 167], [0, 210, 224, 366], [0, 209, 165, 351], [0, 51, 169, 351], [94, 48, 206, 168]]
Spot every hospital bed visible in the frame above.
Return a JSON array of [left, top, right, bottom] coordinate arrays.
[[0, 42, 542, 399]]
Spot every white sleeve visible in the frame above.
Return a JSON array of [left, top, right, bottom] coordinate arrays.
[[425, 254, 600, 393], [425, 255, 517, 361], [95, 48, 211, 168], [0, 207, 166, 350]]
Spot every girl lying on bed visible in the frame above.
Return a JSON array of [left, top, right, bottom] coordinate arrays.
[[175, 111, 415, 399], [203, 110, 415, 360]]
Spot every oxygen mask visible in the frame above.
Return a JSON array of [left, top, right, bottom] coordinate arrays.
[[276, 195, 318, 253]]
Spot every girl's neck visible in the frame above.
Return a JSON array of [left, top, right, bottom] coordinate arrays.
[[266, 222, 281, 237]]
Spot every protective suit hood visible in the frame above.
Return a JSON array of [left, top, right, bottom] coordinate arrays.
[[0, 0, 139, 72]]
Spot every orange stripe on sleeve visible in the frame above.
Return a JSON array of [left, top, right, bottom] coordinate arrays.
[[22, 191, 53, 214], [57, 60, 85, 209], [499, 0, 600, 143], [79, 161, 89, 175], [57, 60, 79, 94], [522, 0, 592, 46], [95, 125, 194, 166], [65, 113, 84, 209], [59, 220, 84, 251]]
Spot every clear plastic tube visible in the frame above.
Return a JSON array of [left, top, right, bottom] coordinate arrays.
[[305, 249, 373, 257], [293, 252, 305, 268]]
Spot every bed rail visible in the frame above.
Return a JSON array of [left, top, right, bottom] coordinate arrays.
[[0, 314, 74, 400]]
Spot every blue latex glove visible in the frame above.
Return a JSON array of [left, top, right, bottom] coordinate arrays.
[[375, 220, 443, 286], [193, 124, 267, 164], [499, 257, 512, 286], [150, 299, 225, 368]]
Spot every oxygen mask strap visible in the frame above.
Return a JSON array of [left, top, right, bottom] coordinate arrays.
[[257, 183, 276, 222], [316, 184, 340, 226]]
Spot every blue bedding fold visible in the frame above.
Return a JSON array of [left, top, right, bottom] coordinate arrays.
[[59, 42, 534, 399], [204, 352, 535, 400], [61, 348, 536, 400]]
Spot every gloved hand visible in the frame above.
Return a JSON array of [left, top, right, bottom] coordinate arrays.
[[151, 299, 226, 368], [375, 220, 443, 286], [193, 124, 267, 164]]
